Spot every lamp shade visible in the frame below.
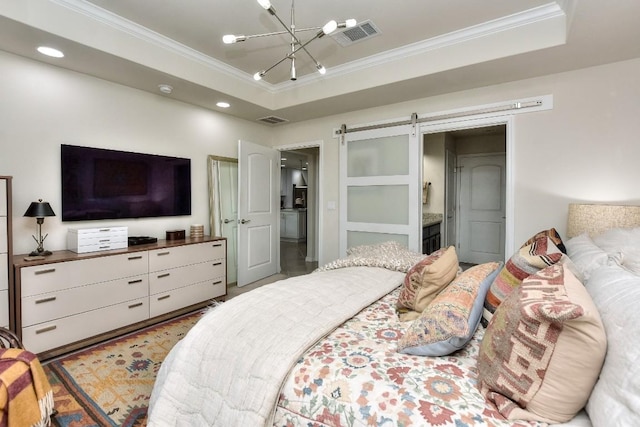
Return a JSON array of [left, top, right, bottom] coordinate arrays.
[[24, 199, 56, 218]]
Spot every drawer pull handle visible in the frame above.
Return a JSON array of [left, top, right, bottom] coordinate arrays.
[[35, 268, 56, 275], [99, 228, 111, 232], [35, 296, 57, 304], [128, 255, 143, 260], [99, 246, 110, 249], [128, 302, 143, 309], [157, 251, 170, 256], [213, 280, 223, 285], [157, 273, 170, 279], [158, 295, 171, 301], [128, 279, 143, 284], [36, 325, 57, 334], [213, 243, 222, 247], [99, 239, 110, 243], [213, 262, 222, 266]]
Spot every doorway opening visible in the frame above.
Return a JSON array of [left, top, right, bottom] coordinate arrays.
[[422, 124, 507, 265], [279, 147, 319, 276]]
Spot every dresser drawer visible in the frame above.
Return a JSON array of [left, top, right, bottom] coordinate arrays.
[[0, 255, 7, 291], [22, 296, 149, 354], [73, 240, 128, 254], [21, 252, 149, 296], [21, 274, 148, 327], [0, 217, 6, 253], [0, 290, 8, 328], [150, 278, 225, 318], [0, 180, 6, 216], [149, 260, 225, 295], [149, 240, 225, 272]]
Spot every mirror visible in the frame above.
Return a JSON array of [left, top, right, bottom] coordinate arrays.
[[208, 155, 238, 285]]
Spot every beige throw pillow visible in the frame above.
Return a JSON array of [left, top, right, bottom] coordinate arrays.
[[396, 246, 458, 321], [477, 264, 606, 424]]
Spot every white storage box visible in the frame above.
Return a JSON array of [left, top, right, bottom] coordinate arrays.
[[67, 226, 128, 253]]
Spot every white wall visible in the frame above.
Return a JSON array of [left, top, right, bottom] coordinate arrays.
[[273, 57, 640, 263], [0, 51, 271, 255]]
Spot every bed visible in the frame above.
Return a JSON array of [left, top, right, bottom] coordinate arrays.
[[148, 204, 640, 427]]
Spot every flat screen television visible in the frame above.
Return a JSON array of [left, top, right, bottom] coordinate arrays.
[[61, 144, 191, 221]]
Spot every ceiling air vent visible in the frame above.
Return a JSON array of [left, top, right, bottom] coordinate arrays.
[[331, 20, 380, 47], [257, 115, 289, 125]]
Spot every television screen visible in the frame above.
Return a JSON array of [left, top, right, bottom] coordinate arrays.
[[61, 144, 191, 221]]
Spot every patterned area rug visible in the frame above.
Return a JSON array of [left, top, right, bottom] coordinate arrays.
[[43, 309, 205, 426]]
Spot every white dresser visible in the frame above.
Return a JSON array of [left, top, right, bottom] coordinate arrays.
[[0, 176, 12, 329], [149, 241, 225, 318], [14, 237, 226, 357]]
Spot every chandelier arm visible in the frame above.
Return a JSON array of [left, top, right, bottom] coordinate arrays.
[[269, 8, 305, 47], [259, 31, 324, 77], [297, 41, 323, 68], [243, 26, 322, 40]]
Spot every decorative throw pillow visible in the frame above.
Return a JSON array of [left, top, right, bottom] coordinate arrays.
[[477, 264, 606, 424], [521, 227, 567, 254], [397, 261, 501, 356], [484, 235, 563, 317], [396, 246, 458, 321]]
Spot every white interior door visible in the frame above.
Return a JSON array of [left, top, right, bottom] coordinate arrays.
[[238, 140, 279, 287], [340, 125, 421, 256], [458, 153, 506, 264]]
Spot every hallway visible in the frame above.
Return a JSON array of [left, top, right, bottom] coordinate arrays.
[[279, 240, 318, 277], [226, 240, 318, 299]]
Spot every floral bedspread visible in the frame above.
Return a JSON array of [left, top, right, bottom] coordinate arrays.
[[274, 288, 545, 427]]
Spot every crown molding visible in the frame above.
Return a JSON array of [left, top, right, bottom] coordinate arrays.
[[51, 0, 567, 96], [50, 0, 265, 88], [276, 2, 569, 91]]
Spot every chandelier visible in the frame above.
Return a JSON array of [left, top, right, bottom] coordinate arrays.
[[223, 0, 356, 81]]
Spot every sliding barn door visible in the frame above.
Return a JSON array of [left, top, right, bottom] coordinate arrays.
[[339, 125, 421, 257]]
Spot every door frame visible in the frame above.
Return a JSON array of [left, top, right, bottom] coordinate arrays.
[[420, 115, 515, 260], [274, 139, 325, 267]]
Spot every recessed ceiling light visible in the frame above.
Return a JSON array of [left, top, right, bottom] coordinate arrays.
[[216, 102, 230, 108], [158, 84, 173, 94], [37, 46, 64, 58]]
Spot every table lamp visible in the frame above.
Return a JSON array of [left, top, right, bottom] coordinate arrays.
[[24, 199, 56, 256]]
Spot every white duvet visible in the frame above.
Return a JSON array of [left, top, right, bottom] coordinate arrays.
[[148, 266, 404, 426]]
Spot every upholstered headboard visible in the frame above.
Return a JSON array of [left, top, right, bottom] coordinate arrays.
[[567, 203, 640, 238]]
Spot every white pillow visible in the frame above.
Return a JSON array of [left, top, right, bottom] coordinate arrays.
[[593, 227, 640, 275], [565, 233, 609, 280], [583, 263, 640, 426]]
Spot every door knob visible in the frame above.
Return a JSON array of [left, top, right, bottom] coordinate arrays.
[[240, 219, 251, 224], [223, 219, 234, 223]]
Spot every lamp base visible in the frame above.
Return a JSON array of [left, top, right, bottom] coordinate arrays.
[[29, 249, 52, 257]]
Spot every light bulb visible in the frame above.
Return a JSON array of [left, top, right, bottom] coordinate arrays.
[[322, 20, 338, 35], [254, 72, 263, 81], [317, 65, 326, 75], [222, 35, 236, 44], [257, 0, 271, 10], [345, 19, 357, 28]]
